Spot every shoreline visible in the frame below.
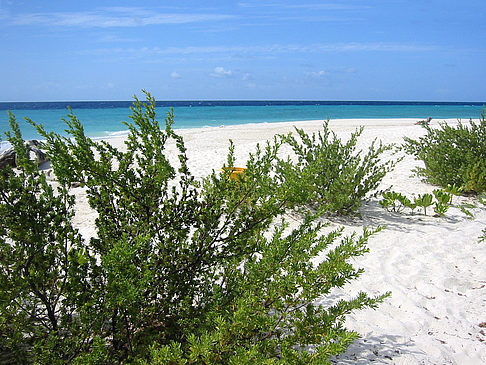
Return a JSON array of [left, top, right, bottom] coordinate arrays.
[[1, 100, 484, 143], [3, 117, 426, 151], [100, 116, 468, 145]]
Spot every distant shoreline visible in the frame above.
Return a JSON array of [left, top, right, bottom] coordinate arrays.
[[2, 102, 484, 142], [1, 100, 485, 111]]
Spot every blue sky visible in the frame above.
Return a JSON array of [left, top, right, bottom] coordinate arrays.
[[1, 0, 485, 101]]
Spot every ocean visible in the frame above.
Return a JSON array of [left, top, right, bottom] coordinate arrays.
[[1, 101, 484, 149]]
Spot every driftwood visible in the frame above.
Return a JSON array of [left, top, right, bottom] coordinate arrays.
[[0, 140, 48, 169]]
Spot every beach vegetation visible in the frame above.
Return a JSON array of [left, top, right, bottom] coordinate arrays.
[[379, 189, 457, 216], [0, 114, 89, 363], [403, 112, 486, 194], [414, 193, 434, 216], [478, 194, 486, 243], [277, 122, 398, 215], [379, 191, 414, 213], [444, 183, 462, 198], [0, 93, 389, 363]]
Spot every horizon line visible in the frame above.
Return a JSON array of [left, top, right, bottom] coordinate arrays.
[[1, 99, 485, 104]]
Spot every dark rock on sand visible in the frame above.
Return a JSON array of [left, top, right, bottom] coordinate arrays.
[[0, 140, 48, 169]]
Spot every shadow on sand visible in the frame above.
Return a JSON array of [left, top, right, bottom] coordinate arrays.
[[330, 332, 422, 364], [317, 199, 465, 232]]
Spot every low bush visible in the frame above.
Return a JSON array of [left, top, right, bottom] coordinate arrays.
[[402, 112, 486, 194], [379, 191, 413, 214], [0, 93, 389, 363], [380, 187, 460, 217], [277, 122, 398, 215]]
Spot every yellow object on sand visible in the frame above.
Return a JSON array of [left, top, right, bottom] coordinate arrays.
[[222, 167, 246, 180]]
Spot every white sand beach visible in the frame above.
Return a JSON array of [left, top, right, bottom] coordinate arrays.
[[70, 118, 486, 364]]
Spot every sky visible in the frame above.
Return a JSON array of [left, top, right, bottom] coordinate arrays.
[[1, 0, 485, 102]]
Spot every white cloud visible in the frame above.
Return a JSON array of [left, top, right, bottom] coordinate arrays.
[[237, 2, 368, 23], [97, 34, 140, 43], [170, 71, 181, 79], [79, 42, 440, 60], [10, 7, 234, 28], [242, 73, 251, 81], [170, 42, 438, 54], [306, 70, 328, 78], [238, 2, 367, 11], [210, 67, 233, 78]]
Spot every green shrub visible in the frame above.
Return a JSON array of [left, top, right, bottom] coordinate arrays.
[[277, 122, 398, 215], [0, 93, 389, 363], [0, 114, 91, 363], [403, 112, 486, 194]]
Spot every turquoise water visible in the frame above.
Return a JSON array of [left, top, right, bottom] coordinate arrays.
[[1, 102, 484, 144]]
